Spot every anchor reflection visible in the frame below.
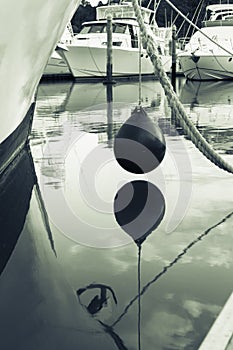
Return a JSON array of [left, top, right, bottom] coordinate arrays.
[[0, 148, 118, 350], [77, 283, 117, 316], [76, 283, 128, 350], [0, 148, 36, 274]]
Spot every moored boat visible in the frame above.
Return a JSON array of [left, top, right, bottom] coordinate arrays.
[[43, 24, 74, 78], [0, 0, 80, 175], [58, 0, 172, 81], [178, 4, 233, 80], [43, 51, 71, 78]]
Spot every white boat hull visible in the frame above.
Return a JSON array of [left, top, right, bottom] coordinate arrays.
[[43, 52, 71, 77], [179, 53, 233, 80], [61, 45, 171, 80], [0, 0, 79, 169]]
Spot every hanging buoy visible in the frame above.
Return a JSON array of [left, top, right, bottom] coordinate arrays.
[[114, 105, 166, 174], [114, 180, 165, 246]]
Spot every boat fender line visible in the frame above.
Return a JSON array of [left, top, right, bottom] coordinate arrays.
[[132, 0, 233, 174]]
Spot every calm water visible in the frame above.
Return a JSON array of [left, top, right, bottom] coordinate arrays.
[[1, 78, 233, 349]]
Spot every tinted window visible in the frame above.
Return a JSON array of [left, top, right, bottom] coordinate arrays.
[[79, 24, 106, 34], [80, 26, 90, 34], [89, 24, 105, 33], [113, 24, 127, 33]]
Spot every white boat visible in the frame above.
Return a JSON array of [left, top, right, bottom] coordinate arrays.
[[58, 0, 172, 81], [0, 0, 80, 175], [43, 24, 74, 78], [178, 4, 233, 80], [43, 51, 71, 78]]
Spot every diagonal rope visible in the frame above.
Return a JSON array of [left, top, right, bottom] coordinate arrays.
[[111, 209, 233, 328], [132, 0, 233, 174]]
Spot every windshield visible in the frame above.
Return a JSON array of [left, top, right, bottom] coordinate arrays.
[[80, 23, 128, 34]]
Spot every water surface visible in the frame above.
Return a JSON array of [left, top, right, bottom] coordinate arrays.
[[1, 78, 233, 350], [32, 78, 233, 349]]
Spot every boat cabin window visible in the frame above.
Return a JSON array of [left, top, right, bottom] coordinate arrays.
[[128, 25, 138, 48], [215, 14, 222, 20], [113, 23, 128, 34], [79, 23, 129, 35], [89, 24, 106, 33], [80, 24, 106, 34], [79, 26, 90, 34]]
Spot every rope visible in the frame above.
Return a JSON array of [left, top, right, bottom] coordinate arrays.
[[137, 244, 142, 350], [132, 0, 233, 174], [110, 209, 233, 327]]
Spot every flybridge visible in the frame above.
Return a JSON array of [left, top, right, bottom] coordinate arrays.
[[202, 4, 233, 27], [96, 1, 153, 24], [206, 3, 233, 19]]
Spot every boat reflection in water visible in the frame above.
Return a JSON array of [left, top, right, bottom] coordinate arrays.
[[0, 148, 119, 350], [179, 80, 233, 154], [36, 79, 165, 113], [0, 150, 36, 275]]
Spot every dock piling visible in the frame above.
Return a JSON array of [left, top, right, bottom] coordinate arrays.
[[171, 25, 177, 92], [106, 14, 113, 84]]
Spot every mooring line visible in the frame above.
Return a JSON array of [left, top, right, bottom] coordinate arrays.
[[132, 0, 233, 174]]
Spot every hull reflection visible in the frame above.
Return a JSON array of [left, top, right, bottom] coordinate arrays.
[[0, 149, 117, 350], [179, 80, 233, 154], [0, 149, 36, 274], [179, 80, 233, 107]]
